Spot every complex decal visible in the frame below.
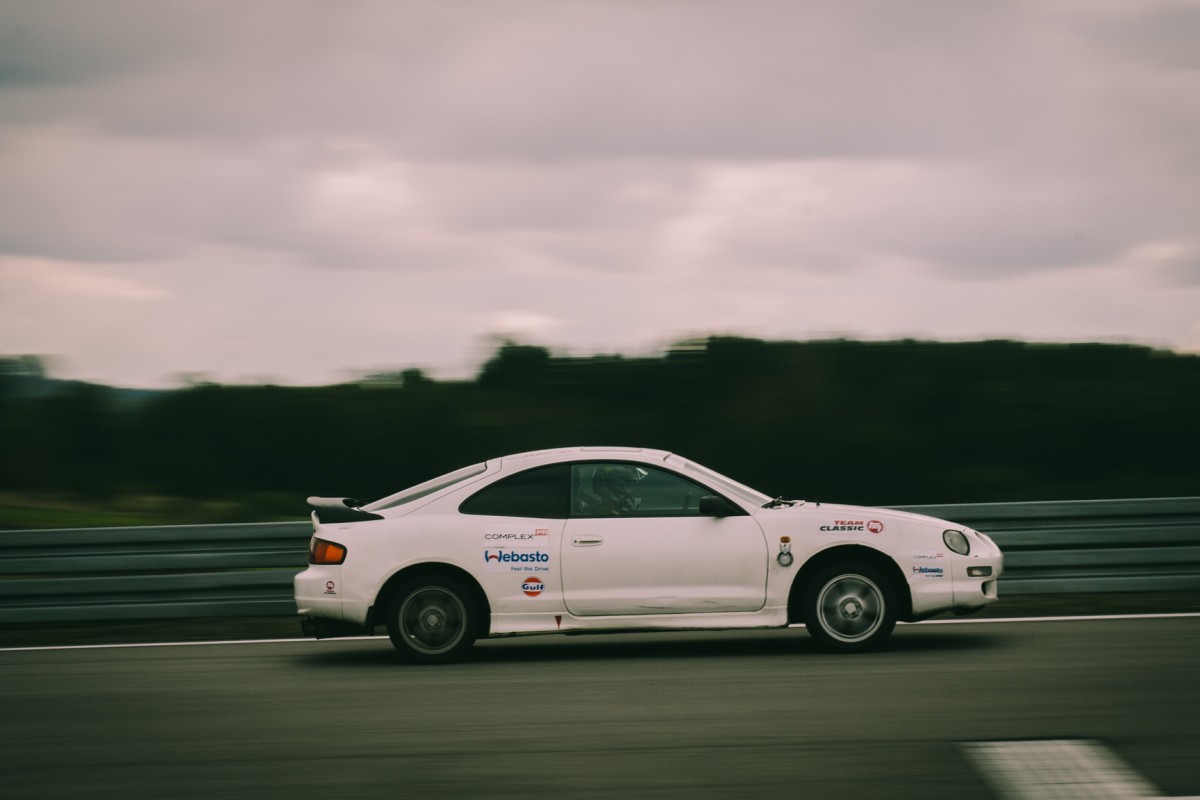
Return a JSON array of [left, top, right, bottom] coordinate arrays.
[[820, 519, 885, 533], [483, 548, 552, 574], [521, 576, 545, 597], [483, 525, 551, 543]]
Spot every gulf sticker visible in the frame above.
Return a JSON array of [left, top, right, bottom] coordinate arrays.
[[522, 576, 545, 597]]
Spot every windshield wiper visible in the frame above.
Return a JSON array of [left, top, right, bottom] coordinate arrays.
[[763, 497, 800, 509]]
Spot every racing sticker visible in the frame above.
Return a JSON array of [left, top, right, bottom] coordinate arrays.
[[483, 525, 551, 544], [521, 576, 545, 597], [820, 519, 885, 533], [483, 547, 552, 574], [777, 536, 794, 568]]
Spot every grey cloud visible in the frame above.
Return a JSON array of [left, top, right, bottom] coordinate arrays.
[[0, 2, 213, 88], [1078, 2, 1200, 70], [0, 0, 1198, 290], [0, 1, 1044, 160]]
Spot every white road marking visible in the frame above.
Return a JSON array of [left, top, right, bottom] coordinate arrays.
[[963, 739, 1199, 800], [0, 636, 367, 653], [912, 612, 1200, 626], [1, 612, 1198, 653]]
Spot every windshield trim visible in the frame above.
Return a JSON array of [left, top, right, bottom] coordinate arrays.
[[678, 459, 771, 507]]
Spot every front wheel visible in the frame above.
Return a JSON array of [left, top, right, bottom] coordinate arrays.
[[803, 562, 897, 652], [386, 576, 478, 664]]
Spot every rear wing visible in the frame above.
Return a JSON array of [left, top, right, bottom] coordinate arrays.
[[307, 496, 384, 524]]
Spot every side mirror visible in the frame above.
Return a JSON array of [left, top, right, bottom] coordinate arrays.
[[698, 495, 737, 517]]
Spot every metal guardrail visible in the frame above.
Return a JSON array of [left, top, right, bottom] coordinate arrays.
[[895, 497, 1200, 595], [0, 522, 310, 624], [1, 498, 1197, 624]]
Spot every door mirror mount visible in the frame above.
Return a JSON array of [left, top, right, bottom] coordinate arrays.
[[698, 495, 737, 517]]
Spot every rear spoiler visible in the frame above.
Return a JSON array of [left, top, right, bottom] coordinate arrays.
[[308, 496, 384, 524]]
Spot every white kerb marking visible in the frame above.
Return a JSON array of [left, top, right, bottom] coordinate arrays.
[[963, 740, 1199, 800]]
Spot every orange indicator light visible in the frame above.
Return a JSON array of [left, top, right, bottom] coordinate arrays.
[[310, 539, 347, 565]]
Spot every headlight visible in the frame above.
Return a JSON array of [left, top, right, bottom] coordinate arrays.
[[943, 529, 970, 555]]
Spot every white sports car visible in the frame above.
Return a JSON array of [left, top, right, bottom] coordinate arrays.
[[295, 447, 1003, 662]]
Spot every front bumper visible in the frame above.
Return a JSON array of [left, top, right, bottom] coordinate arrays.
[[952, 532, 1004, 612]]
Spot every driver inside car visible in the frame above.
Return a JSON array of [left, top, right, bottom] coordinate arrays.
[[591, 464, 648, 515]]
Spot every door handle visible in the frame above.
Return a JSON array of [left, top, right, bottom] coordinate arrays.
[[572, 535, 604, 546]]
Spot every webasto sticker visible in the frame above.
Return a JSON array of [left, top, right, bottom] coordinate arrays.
[[483, 548, 552, 573], [912, 565, 945, 577]]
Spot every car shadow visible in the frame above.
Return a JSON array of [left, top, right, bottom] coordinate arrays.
[[292, 626, 998, 668]]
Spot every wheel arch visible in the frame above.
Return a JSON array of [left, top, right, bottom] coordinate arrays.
[[788, 545, 913, 623], [370, 563, 492, 637]]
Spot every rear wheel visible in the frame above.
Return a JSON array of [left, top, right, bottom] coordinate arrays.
[[386, 575, 478, 664], [803, 562, 896, 652]]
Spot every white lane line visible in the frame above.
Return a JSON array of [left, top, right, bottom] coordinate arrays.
[[963, 739, 1198, 800], [0, 636, 373, 653], [912, 612, 1200, 625], [2, 612, 1198, 653]]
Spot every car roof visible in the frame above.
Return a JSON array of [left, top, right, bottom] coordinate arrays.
[[496, 446, 674, 471]]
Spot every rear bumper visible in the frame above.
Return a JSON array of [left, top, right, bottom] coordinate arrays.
[[294, 565, 343, 620]]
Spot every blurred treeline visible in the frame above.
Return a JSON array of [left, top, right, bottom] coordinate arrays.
[[1, 337, 1198, 528]]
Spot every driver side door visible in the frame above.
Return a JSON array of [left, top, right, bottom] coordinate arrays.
[[560, 462, 769, 616]]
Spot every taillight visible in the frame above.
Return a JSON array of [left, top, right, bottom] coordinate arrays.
[[309, 538, 347, 565]]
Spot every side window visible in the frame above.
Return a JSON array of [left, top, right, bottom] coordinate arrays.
[[459, 465, 569, 519], [570, 463, 722, 518]]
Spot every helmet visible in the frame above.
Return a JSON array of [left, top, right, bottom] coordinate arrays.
[[591, 464, 647, 514]]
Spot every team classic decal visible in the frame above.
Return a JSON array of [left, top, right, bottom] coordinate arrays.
[[483, 525, 551, 543], [820, 519, 885, 533], [521, 576, 545, 597], [483, 548, 552, 574]]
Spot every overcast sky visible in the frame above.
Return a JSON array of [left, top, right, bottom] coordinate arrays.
[[2, 0, 1198, 387]]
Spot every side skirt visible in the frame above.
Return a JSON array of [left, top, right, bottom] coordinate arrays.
[[487, 606, 790, 638]]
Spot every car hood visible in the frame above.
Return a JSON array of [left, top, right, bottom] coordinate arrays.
[[761, 501, 964, 531]]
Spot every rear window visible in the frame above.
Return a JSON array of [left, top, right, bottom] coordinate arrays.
[[459, 465, 569, 519]]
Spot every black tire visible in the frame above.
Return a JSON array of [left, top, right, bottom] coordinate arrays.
[[386, 575, 478, 664], [803, 561, 897, 653]]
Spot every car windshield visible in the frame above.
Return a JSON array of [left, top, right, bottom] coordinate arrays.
[[678, 459, 772, 507], [362, 462, 489, 512]]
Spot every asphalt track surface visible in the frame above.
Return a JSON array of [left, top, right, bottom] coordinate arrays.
[[3, 616, 1198, 800]]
